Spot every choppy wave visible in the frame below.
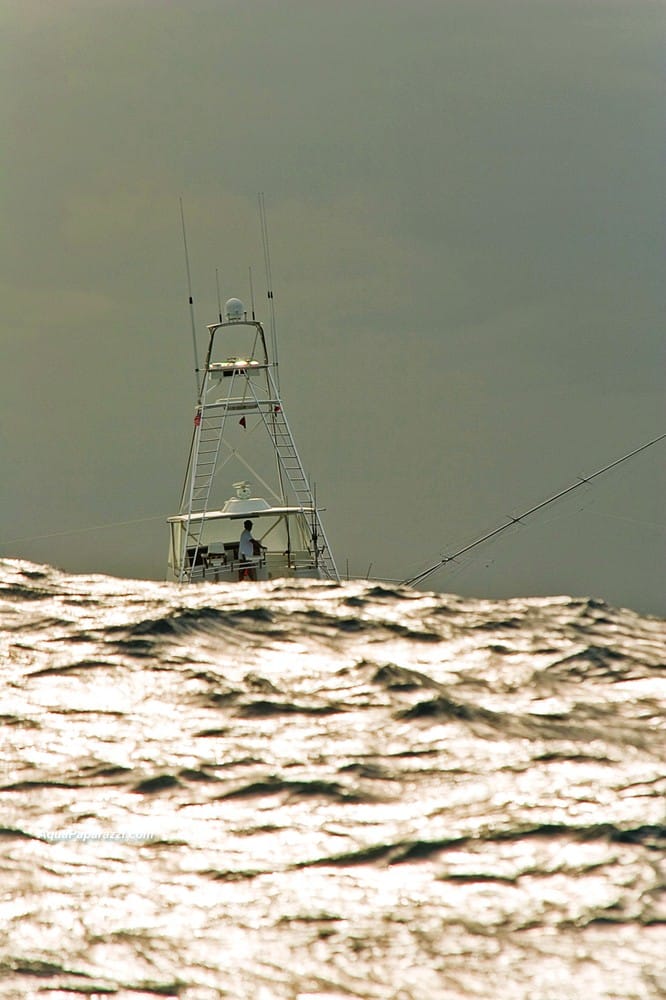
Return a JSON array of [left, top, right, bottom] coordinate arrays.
[[1, 558, 665, 999]]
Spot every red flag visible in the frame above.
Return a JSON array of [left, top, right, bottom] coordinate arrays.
[[239, 416, 247, 428], [194, 413, 201, 427]]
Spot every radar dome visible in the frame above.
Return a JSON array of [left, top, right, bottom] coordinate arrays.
[[224, 298, 245, 322]]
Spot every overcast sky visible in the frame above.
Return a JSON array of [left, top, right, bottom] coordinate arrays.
[[2, 0, 664, 615]]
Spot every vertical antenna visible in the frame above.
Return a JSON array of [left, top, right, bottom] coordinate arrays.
[[248, 266, 256, 321], [258, 192, 279, 389], [215, 268, 223, 323], [179, 197, 201, 395]]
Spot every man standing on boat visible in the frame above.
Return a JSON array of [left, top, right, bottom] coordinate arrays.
[[239, 520, 258, 580]]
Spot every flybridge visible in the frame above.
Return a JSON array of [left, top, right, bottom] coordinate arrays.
[[167, 297, 339, 584]]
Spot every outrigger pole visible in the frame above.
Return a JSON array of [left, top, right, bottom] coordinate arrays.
[[179, 197, 201, 395], [258, 192, 279, 390], [402, 432, 666, 588]]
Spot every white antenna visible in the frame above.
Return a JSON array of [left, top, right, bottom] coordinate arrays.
[[179, 197, 201, 394], [258, 192, 279, 389], [248, 266, 256, 321], [215, 268, 223, 323]]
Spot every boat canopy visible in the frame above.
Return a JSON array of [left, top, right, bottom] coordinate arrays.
[[167, 504, 317, 524]]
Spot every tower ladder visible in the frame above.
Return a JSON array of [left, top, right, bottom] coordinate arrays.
[[178, 370, 238, 581], [249, 373, 339, 580]]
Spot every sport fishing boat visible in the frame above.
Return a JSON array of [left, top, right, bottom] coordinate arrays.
[[167, 297, 339, 584]]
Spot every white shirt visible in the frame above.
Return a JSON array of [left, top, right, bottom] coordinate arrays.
[[239, 528, 254, 559]]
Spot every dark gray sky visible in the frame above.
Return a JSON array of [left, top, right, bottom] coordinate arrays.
[[2, 0, 664, 614]]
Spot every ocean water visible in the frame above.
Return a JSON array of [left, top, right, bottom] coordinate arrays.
[[1, 558, 665, 1000]]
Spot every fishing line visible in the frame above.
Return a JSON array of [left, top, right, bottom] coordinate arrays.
[[2, 514, 169, 546], [581, 511, 666, 530]]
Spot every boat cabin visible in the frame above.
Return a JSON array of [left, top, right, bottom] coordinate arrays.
[[167, 485, 324, 582]]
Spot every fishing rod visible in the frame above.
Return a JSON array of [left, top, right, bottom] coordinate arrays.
[[401, 432, 666, 588]]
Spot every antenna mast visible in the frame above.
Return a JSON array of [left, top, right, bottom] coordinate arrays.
[[215, 268, 223, 323], [258, 192, 279, 389], [179, 197, 201, 394], [248, 266, 256, 321]]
